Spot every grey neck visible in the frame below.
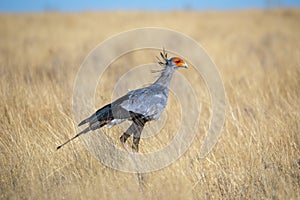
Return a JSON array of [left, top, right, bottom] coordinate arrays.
[[153, 66, 176, 88]]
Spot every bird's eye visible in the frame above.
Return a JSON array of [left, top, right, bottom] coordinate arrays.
[[174, 58, 181, 63]]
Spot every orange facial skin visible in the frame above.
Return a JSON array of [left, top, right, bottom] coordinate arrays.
[[173, 57, 185, 67]]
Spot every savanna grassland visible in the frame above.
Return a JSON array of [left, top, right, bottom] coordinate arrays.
[[0, 9, 299, 199]]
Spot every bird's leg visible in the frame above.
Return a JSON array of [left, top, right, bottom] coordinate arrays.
[[132, 136, 140, 152], [120, 121, 144, 152], [120, 122, 136, 144], [121, 113, 148, 152], [131, 117, 147, 152]]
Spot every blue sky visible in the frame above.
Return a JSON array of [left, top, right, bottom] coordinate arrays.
[[0, 0, 299, 12]]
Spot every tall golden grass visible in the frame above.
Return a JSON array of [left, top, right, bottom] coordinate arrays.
[[0, 9, 299, 199]]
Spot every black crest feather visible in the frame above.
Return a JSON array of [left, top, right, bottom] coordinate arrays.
[[157, 48, 168, 66]]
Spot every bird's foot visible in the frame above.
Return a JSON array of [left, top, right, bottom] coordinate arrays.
[[132, 137, 140, 152], [132, 144, 139, 152], [120, 133, 130, 143]]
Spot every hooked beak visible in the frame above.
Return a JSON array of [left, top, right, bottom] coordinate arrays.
[[180, 62, 188, 68], [183, 62, 188, 68]]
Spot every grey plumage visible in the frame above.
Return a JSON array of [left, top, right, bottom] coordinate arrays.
[[57, 50, 188, 151]]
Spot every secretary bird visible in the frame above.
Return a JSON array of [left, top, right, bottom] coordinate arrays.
[[57, 50, 188, 152]]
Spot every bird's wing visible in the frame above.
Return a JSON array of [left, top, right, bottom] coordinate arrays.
[[120, 84, 168, 120], [78, 84, 168, 127]]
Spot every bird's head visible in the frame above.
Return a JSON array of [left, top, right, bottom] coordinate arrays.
[[168, 57, 188, 69], [157, 49, 188, 69]]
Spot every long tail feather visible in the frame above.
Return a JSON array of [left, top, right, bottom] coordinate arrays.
[[78, 118, 90, 126], [56, 126, 91, 150], [56, 120, 107, 150]]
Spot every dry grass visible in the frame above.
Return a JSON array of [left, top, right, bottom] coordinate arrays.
[[0, 9, 300, 199]]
